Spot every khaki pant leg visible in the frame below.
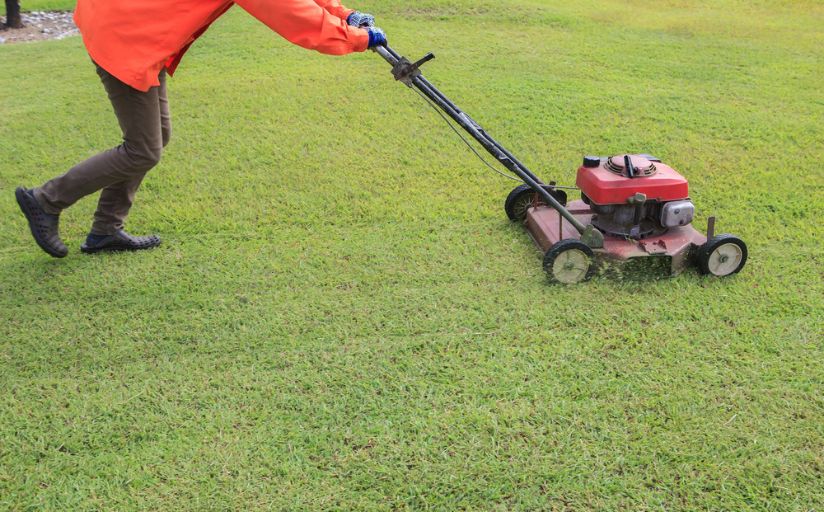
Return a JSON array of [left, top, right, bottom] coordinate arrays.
[[34, 64, 165, 235], [91, 70, 171, 235]]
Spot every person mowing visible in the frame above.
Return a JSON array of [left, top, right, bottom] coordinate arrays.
[[15, 0, 386, 257]]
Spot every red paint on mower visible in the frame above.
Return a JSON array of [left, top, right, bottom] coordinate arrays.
[[575, 155, 689, 205]]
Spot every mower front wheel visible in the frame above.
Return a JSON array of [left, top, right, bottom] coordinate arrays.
[[504, 184, 568, 222], [698, 234, 748, 277], [543, 239, 595, 284]]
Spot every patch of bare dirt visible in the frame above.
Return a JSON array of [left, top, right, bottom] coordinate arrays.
[[0, 11, 77, 44]]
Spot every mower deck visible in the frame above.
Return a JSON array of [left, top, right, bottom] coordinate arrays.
[[525, 200, 708, 275]]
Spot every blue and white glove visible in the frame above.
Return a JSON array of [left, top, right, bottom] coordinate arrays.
[[367, 27, 387, 48], [347, 11, 375, 28]]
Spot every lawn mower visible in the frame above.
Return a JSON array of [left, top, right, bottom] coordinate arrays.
[[374, 45, 748, 284]]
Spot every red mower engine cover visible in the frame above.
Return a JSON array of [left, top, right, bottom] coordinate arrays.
[[576, 155, 689, 205]]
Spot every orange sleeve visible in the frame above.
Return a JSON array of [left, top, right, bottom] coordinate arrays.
[[235, 0, 369, 55], [312, 0, 354, 20]]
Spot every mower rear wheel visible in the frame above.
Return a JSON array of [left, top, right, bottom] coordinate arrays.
[[698, 234, 748, 277], [543, 239, 595, 284], [504, 184, 568, 221]]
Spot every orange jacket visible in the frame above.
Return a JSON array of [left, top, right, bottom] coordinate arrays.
[[73, 0, 370, 92]]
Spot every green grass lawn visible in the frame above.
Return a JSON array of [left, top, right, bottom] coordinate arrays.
[[16, 0, 72, 11], [2, 0, 822, 509], [19, 0, 75, 11]]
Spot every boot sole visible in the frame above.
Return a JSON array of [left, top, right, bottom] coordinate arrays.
[[80, 240, 161, 254]]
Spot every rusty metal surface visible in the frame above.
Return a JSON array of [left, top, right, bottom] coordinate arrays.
[[524, 200, 591, 252], [524, 200, 708, 274]]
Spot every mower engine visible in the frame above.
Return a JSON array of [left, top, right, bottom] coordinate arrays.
[[577, 154, 694, 239]]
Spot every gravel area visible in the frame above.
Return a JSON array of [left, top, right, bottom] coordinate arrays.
[[0, 11, 78, 44]]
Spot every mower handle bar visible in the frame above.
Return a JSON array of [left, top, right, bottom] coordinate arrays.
[[373, 45, 602, 248]]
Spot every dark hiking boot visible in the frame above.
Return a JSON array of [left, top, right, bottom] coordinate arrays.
[[80, 229, 161, 254], [15, 187, 68, 258]]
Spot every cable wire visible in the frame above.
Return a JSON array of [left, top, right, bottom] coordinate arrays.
[[410, 86, 579, 190]]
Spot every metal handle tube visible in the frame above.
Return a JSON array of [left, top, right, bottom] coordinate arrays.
[[416, 75, 543, 183], [409, 76, 588, 234], [374, 45, 399, 65], [374, 45, 591, 237], [413, 74, 546, 184], [414, 75, 463, 119]]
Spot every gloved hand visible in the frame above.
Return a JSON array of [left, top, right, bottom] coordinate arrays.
[[367, 27, 387, 48], [347, 11, 375, 28]]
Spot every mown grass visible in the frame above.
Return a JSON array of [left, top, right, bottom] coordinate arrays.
[[19, 0, 74, 12], [1, 0, 822, 509]]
